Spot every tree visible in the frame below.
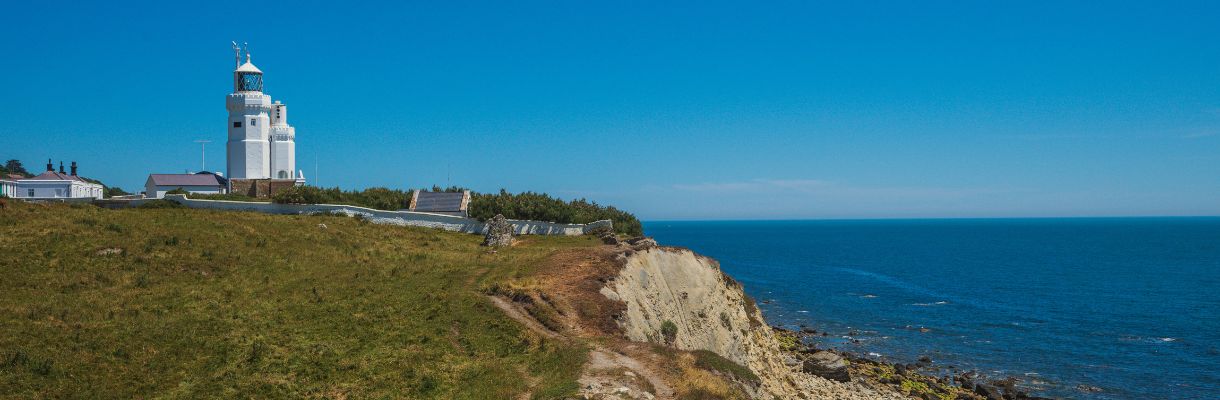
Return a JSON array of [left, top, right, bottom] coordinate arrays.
[[104, 186, 131, 198], [4, 159, 29, 176]]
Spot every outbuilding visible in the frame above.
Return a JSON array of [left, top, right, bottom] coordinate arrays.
[[145, 173, 225, 199]]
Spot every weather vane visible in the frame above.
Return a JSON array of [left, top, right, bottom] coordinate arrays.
[[231, 41, 241, 67]]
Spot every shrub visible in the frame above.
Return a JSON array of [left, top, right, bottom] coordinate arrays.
[[104, 186, 131, 198], [137, 200, 184, 209], [660, 320, 678, 345], [691, 350, 760, 385], [467, 189, 643, 235], [165, 188, 189, 195], [270, 185, 644, 235], [272, 186, 412, 211], [271, 185, 314, 205]]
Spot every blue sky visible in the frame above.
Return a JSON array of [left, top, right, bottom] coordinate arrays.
[[2, 1, 1218, 220]]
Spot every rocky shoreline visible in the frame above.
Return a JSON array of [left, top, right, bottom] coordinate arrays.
[[585, 233, 1069, 399], [773, 326, 1056, 400]]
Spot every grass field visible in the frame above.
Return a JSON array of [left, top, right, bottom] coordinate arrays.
[[0, 201, 599, 399]]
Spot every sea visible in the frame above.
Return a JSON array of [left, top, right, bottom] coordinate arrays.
[[643, 218, 1220, 400]]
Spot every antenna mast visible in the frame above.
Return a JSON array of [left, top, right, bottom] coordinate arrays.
[[231, 41, 241, 68], [194, 140, 212, 172]]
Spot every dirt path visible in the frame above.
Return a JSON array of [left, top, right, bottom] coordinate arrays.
[[489, 295, 559, 339], [580, 347, 675, 399], [488, 295, 674, 399]]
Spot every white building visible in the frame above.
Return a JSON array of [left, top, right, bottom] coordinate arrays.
[[14, 160, 103, 200], [145, 173, 226, 199], [1, 177, 16, 198], [226, 44, 303, 181]]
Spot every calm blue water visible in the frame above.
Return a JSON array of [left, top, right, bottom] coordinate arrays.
[[644, 218, 1220, 399]]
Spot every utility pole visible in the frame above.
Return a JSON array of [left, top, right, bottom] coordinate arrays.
[[193, 140, 212, 172]]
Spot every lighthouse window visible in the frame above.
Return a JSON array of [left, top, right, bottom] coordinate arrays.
[[238, 72, 263, 92], [233, 121, 242, 128], [250, 119, 257, 126]]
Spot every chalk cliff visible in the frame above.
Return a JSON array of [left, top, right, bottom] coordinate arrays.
[[603, 247, 904, 399]]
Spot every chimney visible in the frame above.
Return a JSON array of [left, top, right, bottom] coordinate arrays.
[[47, 159, 53, 172], [70, 161, 78, 176], [59, 161, 65, 174]]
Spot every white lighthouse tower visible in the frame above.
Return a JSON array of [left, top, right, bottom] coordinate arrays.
[[226, 43, 300, 181]]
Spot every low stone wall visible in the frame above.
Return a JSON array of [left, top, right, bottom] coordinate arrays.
[[152, 195, 610, 236]]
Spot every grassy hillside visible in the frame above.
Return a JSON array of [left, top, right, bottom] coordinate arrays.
[[0, 201, 599, 398]]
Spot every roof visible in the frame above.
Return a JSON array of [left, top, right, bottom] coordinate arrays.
[[23, 171, 84, 181], [147, 174, 222, 187], [195, 171, 228, 185], [412, 191, 468, 212], [235, 61, 262, 74]]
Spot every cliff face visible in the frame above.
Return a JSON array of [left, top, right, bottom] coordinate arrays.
[[604, 247, 903, 400]]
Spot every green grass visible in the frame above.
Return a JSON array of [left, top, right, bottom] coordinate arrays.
[[0, 202, 601, 399], [691, 350, 760, 386]]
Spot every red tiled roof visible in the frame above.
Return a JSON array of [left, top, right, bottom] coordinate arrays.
[[148, 174, 222, 187]]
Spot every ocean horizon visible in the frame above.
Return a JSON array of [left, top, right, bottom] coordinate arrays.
[[644, 217, 1220, 399]]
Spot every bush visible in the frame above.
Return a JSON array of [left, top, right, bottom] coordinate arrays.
[[660, 320, 678, 345], [270, 185, 644, 235], [104, 186, 131, 198], [271, 185, 314, 205], [165, 188, 189, 195], [138, 200, 184, 209], [691, 350, 760, 385], [467, 189, 642, 235], [272, 186, 412, 211]]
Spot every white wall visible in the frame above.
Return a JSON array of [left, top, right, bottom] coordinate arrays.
[[14, 180, 102, 199], [158, 195, 613, 236], [270, 128, 295, 179], [226, 92, 272, 179], [146, 185, 224, 199]]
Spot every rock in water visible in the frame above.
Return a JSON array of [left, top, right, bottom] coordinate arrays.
[[974, 383, 1004, 400], [483, 214, 513, 247], [802, 351, 851, 382]]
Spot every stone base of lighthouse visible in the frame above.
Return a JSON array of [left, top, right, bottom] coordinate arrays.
[[228, 178, 300, 199]]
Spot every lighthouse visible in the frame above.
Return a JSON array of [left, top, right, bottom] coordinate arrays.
[[226, 43, 300, 181]]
